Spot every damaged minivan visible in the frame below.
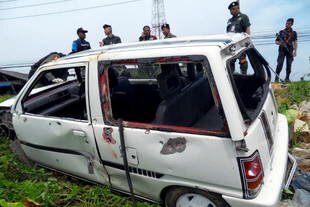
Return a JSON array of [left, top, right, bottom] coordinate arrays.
[[12, 34, 296, 207]]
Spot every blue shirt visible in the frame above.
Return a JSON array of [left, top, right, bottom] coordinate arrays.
[[72, 38, 91, 53]]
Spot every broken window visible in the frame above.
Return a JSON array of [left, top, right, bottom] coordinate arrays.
[[98, 56, 228, 136], [227, 48, 271, 121], [22, 67, 88, 121]]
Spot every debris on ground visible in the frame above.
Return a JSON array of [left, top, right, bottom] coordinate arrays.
[[291, 172, 310, 192], [293, 189, 310, 207]]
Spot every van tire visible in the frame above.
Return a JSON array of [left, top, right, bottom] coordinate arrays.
[[164, 187, 230, 207]]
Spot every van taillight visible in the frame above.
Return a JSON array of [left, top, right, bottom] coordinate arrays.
[[238, 151, 264, 199]]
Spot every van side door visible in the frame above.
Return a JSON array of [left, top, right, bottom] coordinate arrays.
[[12, 63, 108, 184]]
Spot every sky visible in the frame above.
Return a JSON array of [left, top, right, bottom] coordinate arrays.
[[0, 0, 309, 80]]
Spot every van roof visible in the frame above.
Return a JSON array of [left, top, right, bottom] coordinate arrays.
[[44, 33, 250, 66]]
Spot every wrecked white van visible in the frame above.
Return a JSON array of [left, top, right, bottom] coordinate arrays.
[[12, 34, 296, 207]]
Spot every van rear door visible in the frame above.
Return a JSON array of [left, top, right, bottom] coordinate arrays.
[[226, 48, 276, 165]]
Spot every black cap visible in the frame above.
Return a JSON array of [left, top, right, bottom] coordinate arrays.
[[103, 24, 112, 29], [228, 1, 239, 10], [77, 27, 88, 34], [161, 23, 170, 30]]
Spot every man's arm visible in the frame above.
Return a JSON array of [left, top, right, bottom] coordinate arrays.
[[293, 40, 298, 57], [293, 32, 298, 57], [242, 14, 251, 35], [275, 31, 283, 46], [245, 26, 251, 35], [72, 41, 78, 52]]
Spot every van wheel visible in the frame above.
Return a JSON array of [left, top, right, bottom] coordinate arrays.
[[164, 187, 229, 207]]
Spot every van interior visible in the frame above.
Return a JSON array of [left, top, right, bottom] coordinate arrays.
[[228, 49, 270, 121], [103, 58, 226, 132], [22, 67, 87, 120]]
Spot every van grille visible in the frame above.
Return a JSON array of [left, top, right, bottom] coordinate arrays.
[[128, 167, 163, 179]]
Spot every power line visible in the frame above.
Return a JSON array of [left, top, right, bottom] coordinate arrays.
[[0, 0, 72, 11], [0, 0, 20, 3], [0, 0, 142, 21]]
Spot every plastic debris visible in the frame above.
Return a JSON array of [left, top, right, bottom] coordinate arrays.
[[293, 189, 310, 207]]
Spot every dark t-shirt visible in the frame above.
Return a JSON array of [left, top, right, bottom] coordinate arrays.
[[102, 35, 122, 45], [164, 33, 177, 39], [276, 29, 297, 52], [139, 35, 157, 41], [227, 13, 251, 33]]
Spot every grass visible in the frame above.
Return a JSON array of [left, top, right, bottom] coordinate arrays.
[[274, 81, 310, 114], [0, 138, 159, 207], [0, 95, 13, 103]]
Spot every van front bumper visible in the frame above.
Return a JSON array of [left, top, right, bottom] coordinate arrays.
[[222, 114, 296, 207]]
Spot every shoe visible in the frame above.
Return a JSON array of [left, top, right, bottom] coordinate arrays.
[[285, 78, 291, 83]]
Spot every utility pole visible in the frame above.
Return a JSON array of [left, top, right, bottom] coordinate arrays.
[[151, 0, 166, 39]]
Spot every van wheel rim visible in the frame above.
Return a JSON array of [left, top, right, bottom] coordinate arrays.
[[176, 193, 216, 207]]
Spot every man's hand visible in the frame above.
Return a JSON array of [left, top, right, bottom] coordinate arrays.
[[293, 50, 297, 57], [99, 41, 104, 47]]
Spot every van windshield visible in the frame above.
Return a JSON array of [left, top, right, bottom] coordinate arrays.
[[98, 56, 229, 136], [228, 48, 271, 121]]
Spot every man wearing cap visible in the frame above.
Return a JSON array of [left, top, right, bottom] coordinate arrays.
[[227, 1, 251, 74], [161, 24, 176, 39], [100, 24, 122, 46], [71, 28, 91, 53], [275, 18, 298, 83], [139, 25, 157, 41]]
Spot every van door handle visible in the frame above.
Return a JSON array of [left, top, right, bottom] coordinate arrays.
[[72, 130, 86, 137]]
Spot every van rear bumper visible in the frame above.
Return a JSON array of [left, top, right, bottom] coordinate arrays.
[[223, 114, 292, 207]]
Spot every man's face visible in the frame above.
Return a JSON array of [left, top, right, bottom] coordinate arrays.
[[104, 27, 112, 36], [286, 21, 293, 29], [230, 5, 240, 16], [162, 27, 170, 36], [143, 27, 151, 36], [78, 32, 86, 39]]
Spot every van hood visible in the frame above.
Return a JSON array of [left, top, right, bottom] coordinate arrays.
[[0, 96, 16, 109]]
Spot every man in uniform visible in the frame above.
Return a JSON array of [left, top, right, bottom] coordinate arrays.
[[275, 18, 298, 83], [100, 24, 122, 46], [139, 25, 157, 41], [161, 23, 177, 39], [227, 1, 251, 74], [71, 27, 91, 53]]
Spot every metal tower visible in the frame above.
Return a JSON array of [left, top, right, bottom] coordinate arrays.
[[151, 0, 166, 39]]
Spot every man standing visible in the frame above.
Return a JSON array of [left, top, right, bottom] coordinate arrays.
[[100, 24, 122, 46], [275, 18, 298, 83], [71, 28, 91, 53], [161, 24, 176, 39], [139, 25, 157, 41], [227, 1, 251, 74]]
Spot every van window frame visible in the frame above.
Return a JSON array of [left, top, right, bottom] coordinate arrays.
[[226, 47, 271, 124], [20, 65, 90, 123], [98, 55, 230, 137]]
